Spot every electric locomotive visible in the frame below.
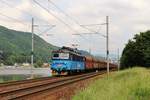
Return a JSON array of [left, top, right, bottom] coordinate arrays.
[[51, 46, 117, 75], [51, 46, 85, 75]]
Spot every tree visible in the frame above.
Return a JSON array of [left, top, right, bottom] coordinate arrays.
[[121, 31, 150, 68], [34, 59, 43, 68], [5, 55, 16, 65]]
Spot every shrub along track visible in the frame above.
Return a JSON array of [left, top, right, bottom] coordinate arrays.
[[0, 71, 110, 100]]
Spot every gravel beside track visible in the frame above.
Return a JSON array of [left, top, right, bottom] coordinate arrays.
[[0, 71, 107, 100]]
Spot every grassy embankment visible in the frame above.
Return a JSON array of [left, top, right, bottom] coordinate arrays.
[[73, 67, 150, 100]]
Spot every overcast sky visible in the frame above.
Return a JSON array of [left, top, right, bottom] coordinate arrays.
[[0, 0, 149, 57]]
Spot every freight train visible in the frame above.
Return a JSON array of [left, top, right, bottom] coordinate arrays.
[[51, 46, 117, 75]]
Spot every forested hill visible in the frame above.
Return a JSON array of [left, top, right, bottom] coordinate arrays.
[[0, 25, 58, 66]]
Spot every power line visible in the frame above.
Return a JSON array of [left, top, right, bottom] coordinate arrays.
[[48, 1, 105, 37], [48, 0, 81, 25], [48, 0, 99, 34], [47, 0, 93, 42], [38, 25, 56, 35], [80, 23, 106, 26], [34, 0, 90, 40], [37, 0, 98, 42], [0, 0, 104, 50], [34, 0, 91, 44], [0, 0, 32, 17], [0, 0, 54, 26], [0, 0, 58, 35], [80, 25, 106, 38], [0, 0, 90, 51], [33, 0, 79, 34], [0, 12, 27, 26]]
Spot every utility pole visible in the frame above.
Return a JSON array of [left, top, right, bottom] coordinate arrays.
[[89, 34, 91, 54], [106, 16, 109, 76], [31, 17, 34, 78], [0, 50, 3, 65], [29, 18, 55, 79], [89, 48, 91, 54], [76, 16, 110, 74], [117, 48, 120, 71]]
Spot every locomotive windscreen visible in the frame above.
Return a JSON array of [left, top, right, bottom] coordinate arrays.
[[52, 53, 69, 60]]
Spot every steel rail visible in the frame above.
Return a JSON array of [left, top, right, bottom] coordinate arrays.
[[0, 71, 106, 100], [0, 73, 88, 94]]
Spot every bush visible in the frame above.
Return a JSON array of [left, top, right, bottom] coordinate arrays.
[[34, 60, 43, 68]]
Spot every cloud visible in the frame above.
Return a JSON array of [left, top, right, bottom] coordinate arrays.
[[0, 0, 150, 56]]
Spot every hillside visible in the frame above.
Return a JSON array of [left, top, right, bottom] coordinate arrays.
[[0, 25, 58, 66]]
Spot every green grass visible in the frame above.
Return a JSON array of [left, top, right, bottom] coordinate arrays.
[[73, 67, 150, 100]]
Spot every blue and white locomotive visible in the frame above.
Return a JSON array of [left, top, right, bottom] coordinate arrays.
[[51, 46, 85, 75]]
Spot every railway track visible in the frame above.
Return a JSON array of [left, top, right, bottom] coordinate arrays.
[[0, 71, 106, 100]]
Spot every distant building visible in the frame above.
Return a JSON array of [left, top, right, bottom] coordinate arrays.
[[14, 63, 18, 67], [22, 63, 30, 67], [42, 63, 50, 68]]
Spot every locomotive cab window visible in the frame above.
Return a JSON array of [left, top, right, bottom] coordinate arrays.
[[53, 53, 59, 57], [52, 53, 69, 60]]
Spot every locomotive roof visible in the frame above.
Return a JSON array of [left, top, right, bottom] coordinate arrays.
[[61, 46, 81, 54], [52, 46, 84, 57]]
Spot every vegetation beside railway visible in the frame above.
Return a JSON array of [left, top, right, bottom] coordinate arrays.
[[73, 67, 150, 100], [121, 31, 150, 68]]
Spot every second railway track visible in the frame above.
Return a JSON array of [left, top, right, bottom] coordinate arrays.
[[0, 71, 107, 100]]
